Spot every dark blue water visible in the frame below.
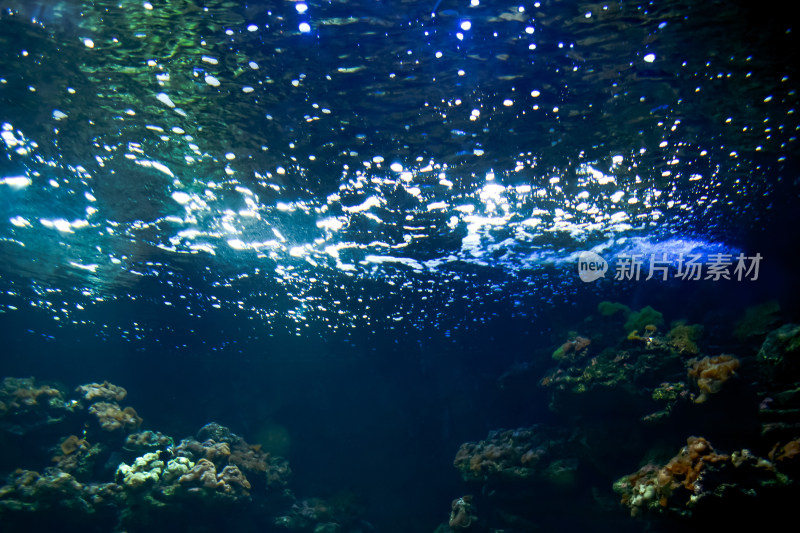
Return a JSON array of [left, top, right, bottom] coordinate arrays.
[[1, 1, 799, 531]]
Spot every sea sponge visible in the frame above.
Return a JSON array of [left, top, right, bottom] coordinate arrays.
[[687, 355, 740, 403]]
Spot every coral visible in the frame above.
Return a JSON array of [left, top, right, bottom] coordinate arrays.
[[627, 324, 662, 348], [0, 378, 71, 436], [624, 306, 665, 333], [453, 427, 573, 484], [666, 322, 703, 355], [768, 439, 800, 463], [60, 435, 89, 456], [229, 441, 269, 473], [0, 468, 120, 516], [161, 456, 194, 484], [2, 381, 305, 530], [174, 430, 291, 490], [552, 335, 591, 361], [597, 301, 631, 317], [687, 355, 740, 403], [88, 402, 142, 432], [0, 378, 61, 408], [123, 430, 174, 452], [179, 458, 220, 490], [116, 451, 250, 501], [651, 382, 688, 405], [614, 437, 780, 518], [116, 452, 165, 490], [196, 422, 236, 443], [218, 465, 251, 497], [51, 439, 104, 479], [274, 495, 363, 532], [174, 438, 230, 464], [449, 495, 477, 530], [177, 459, 251, 501], [75, 381, 127, 403]]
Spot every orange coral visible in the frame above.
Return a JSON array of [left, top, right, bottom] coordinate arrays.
[[769, 439, 800, 462], [687, 355, 740, 403], [658, 437, 729, 493], [616, 437, 731, 516]]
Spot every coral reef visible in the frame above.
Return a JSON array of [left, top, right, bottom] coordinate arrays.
[[0, 378, 357, 533], [453, 427, 576, 486], [614, 436, 783, 518], [173, 427, 291, 493], [0, 377, 71, 436], [176, 459, 252, 501], [0, 468, 122, 518], [539, 332, 686, 419], [687, 355, 740, 403], [447, 310, 800, 533]]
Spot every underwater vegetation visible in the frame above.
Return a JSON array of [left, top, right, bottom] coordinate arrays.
[[0, 379, 369, 532], [434, 303, 800, 532]]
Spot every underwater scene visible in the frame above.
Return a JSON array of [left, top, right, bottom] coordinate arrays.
[[1, 0, 799, 531]]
